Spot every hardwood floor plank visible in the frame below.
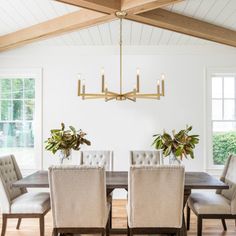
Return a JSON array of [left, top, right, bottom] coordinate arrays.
[[0, 200, 235, 236]]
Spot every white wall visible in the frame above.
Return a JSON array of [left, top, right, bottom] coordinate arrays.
[[1, 45, 236, 175]]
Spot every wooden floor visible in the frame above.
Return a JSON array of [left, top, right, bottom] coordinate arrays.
[[1, 200, 236, 236]]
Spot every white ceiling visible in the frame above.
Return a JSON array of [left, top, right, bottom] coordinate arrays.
[[0, 0, 236, 46]]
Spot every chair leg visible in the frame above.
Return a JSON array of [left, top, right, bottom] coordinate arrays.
[[109, 203, 112, 229], [39, 215, 44, 236], [106, 215, 110, 236], [221, 219, 227, 231], [101, 229, 105, 236], [127, 224, 130, 236], [197, 216, 202, 236], [187, 205, 190, 230], [16, 218, 22, 230], [1, 214, 7, 236]]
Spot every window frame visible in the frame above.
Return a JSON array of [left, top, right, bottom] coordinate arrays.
[[205, 68, 236, 173], [0, 68, 43, 171]]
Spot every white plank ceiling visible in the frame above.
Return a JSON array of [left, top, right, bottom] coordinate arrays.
[[0, 0, 236, 46]]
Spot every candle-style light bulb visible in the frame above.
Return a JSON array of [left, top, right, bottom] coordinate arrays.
[[157, 80, 160, 99], [77, 73, 81, 80], [101, 68, 105, 92], [136, 68, 140, 93], [161, 73, 165, 96]]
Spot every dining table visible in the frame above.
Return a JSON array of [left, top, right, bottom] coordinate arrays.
[[12, 170, 228, 236]]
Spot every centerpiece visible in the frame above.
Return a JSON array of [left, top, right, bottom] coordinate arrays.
[[152, 126, 199, 164], [45, 123, 91, 164]]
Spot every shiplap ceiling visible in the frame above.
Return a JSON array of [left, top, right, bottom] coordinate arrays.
[[0, 0, 236, 46]]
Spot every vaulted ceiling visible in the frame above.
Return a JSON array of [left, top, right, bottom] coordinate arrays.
[[0, 0, 236, 49]]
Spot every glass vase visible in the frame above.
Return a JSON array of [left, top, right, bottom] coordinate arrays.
[[169, 153, 181, 165], [59, 149, 72, 165]]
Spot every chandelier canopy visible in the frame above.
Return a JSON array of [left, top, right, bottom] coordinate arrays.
[[77, 11, 165, 102]]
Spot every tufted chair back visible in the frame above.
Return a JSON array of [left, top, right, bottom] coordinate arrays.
[[0, 155, 27, 213], [128, 165, 185, 228], [49, 166, 107, 228], [217, 155, 236, 214], [80, 151, 113, 171], [130, 150, 163, 166]]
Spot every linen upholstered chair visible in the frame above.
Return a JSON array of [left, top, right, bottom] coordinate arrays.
[[49, 166, 111, 236], [80, 150, 114, 170], [0, 154, 50, 236], [187, 155, 236, 236], [80, 150, 114, 227], [129, 150, 163, 166], [127, 165, 185, 236]]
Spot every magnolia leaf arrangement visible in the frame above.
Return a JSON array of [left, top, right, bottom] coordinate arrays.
[[45, 123, 91, 157], [152, 126, 199, 160]]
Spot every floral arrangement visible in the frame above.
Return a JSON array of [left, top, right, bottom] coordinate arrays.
[[152, 126, 199, 160]]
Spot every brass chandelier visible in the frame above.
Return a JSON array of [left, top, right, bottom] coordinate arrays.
[[77, 11, 165, 102]]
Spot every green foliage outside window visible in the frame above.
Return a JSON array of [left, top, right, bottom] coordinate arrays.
[[213, 132, 236, 165]]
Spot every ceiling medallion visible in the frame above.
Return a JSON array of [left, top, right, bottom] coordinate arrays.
[[77, 11, 165, 102]]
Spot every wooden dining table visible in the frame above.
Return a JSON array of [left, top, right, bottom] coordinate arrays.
[[13, 170, 228, 236]]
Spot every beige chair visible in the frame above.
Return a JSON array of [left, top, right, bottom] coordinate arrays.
[[0, 154, 50, 236], [187, 155, 236, 236], [80, 150, 114, 228], [130, 150, 163, 166], [80, 150, 113, 170], [127, 165, 185, 235], [49, 165, 111, 236]]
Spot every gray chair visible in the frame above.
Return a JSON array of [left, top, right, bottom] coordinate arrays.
[[48, 165, 111, 236], [130, 150, 163, 166], [0, 154, 50, 236], [187, 155, 236, 236], [127, 165, 185, 236]]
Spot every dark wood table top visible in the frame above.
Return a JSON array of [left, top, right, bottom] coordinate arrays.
[[13, 170, 228, 190]]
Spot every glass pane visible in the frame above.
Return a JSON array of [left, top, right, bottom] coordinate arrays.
[[13, 100, 23, 120], [212, 100, 222, 120], [24, 100, 35, 120], [24, 79, 35, 99], [213, 126, 236, 165], [224, 77, 235, 98], [0, 79, 11, 99], [0, 100, 12, 120], [0, 122, 35, 168], [212, 77, 222, 98], [224, 100, 235, 120], [213, 121, 236, 132], [12, 79, 23, 99]]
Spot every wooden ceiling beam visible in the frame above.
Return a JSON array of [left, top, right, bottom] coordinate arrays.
[[127, 8, 236, 47], [121, 0, 183, 14], [55, 0, 121, 14], [0, 9, 115, 52]]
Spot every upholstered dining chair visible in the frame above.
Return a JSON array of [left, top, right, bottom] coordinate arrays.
[[130, 150, 163, 166], [80, 150, 114, 228], [127, 165, 185, 236], [187, 155, 236, 236], [0, 154, 50, 236], [80, 150, 114, 170], [48, 165, 111, 236]]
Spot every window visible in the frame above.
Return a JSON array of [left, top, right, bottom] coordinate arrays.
[[206, 69, 236, 169], [0, 69, 42, 170]]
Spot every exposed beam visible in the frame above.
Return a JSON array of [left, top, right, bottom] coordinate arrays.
[[55, 0, 120, 14], [127, 8, 236, 47], [121, 0, 183, 14], [0, 9, 115, 52]]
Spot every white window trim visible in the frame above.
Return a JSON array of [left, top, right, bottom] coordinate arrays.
[[205, 67, 236, 175], [0, 68, 43, 170]]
